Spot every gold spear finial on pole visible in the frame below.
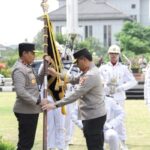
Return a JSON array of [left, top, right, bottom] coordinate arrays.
[[41, 0, 49, 14]]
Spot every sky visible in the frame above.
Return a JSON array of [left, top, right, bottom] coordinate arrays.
[[0, 0, 58, 46]]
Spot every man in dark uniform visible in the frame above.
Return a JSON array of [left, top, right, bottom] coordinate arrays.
[[42, 48, 107, 150], [12, 43, 48, 150]]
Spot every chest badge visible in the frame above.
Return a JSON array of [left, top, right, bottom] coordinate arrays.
[[31, 79, 36, 84]]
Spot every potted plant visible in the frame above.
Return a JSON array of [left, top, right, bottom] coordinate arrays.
[[130, 57, 140, 73]]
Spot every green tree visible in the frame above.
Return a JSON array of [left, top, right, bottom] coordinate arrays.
[[116, 21, 150, 55], [34, 31, 108, 63], [34, 31, 106, 56], [33, 29, 43, 51], [75, 37, 106, 56], [55, 33, 68, 45], [0, 48, 18, 77]]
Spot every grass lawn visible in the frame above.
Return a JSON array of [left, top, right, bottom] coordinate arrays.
[[0, 92, 150, 150]]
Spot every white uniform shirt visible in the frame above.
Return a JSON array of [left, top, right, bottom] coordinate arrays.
[[144, 64, 150, 105], [99, 62, 137, 102]]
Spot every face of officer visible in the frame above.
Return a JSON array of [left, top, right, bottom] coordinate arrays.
[[109, 53, 119, 65], [76, 56, 90, 72], [22, 51, 35, 65]]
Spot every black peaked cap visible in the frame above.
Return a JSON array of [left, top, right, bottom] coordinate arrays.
[[73, 48, 91, 59], [18, 43, 35, 52]]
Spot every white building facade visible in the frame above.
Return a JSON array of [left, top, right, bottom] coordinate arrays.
[[107, 0, 150, 26], [49, 0, 150, 47]]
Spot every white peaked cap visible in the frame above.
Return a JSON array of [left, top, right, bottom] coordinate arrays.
[[108, 44, 120, 54]]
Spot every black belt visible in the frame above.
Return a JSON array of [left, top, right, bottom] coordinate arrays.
[[106, 95, 114, 98]]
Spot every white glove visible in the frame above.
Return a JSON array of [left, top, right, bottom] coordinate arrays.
[[104, 122, 112, 130], [71, 117, 83, 130], [104, 86, 110, 95], [116, 86, 124, 92]]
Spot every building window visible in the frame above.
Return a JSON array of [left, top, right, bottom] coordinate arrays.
[[85, 25, 93, 38], [85, 26, 88, 38], [131, 4, 136, 9], [130, 15, 137, 21], [104, 25, 107, 47], [103, 25, 112, 47], [89, 26, 93, 37], [56, 26, 62, 33], [108, 25, 112, 46]]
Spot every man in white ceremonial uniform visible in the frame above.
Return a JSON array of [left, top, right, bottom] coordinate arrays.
[[65, 83, 77, 146], [39, 42, 67, 150], [99, 45, 137, 149], [64, 63, 80, 146], [144, 63, 150, 110], [39, 64, 66, 150], [47, 95, 66, 150]]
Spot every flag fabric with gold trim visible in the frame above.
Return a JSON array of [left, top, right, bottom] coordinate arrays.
[[45, 14, 65, 101]]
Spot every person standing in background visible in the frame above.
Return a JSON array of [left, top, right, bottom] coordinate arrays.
[[64, 66, 80, 147], [12, 43, 48, 150], [46, 95, 66, 150], [39, 42, 67, 150], [99, 44, 137, 150]]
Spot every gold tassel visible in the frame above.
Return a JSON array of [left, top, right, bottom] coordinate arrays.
[[55, 78, 59, 91], [59, 89, 64, 99], [61, 106, 67, 115]]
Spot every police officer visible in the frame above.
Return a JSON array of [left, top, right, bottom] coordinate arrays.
[[99, 44, 137, 150], [42, 48, 107, 150], [12, 43, 48, 150]]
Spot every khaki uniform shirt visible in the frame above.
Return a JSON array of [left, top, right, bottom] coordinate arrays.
[[56, 62, 106, 120], [12, 60, 44, 114]]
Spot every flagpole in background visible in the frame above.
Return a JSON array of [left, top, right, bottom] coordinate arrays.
[[66, 0, 78, 51], [41, 0, 49, 150]]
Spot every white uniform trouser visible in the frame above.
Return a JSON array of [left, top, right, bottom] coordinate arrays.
[[105, 129, 120, 150], [65, 103, 76, 145], [116, 100, 126, 141], [47, 96, 66, 149], [64, 84, 77, 145]]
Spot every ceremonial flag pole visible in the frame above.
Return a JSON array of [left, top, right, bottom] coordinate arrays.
[[41, 1, 49, 149]]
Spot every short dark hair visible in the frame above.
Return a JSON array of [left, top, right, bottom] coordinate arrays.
[[73, 48, 92, 61], [18, 43, 35, 57]]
